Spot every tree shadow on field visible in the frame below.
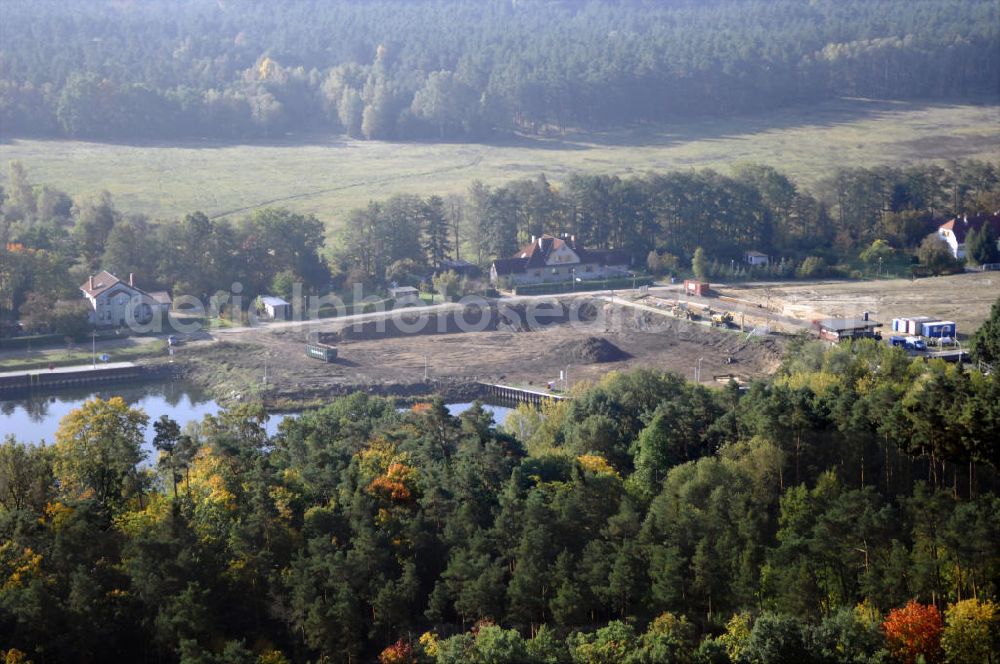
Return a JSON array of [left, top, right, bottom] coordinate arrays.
[[545, 96, 1000, 149], [4, 96, 995, 152]]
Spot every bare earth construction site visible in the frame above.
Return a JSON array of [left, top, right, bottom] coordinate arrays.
[[165, 271, 999, 407], [174, 297, 785, 406]]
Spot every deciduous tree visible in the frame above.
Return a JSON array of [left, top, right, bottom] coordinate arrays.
[[53, 397, 147, 509], [882, 600, 944, 664]]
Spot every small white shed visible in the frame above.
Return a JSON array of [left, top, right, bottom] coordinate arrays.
[[389, 286, 420, 302], [261, 296, 291, 320]]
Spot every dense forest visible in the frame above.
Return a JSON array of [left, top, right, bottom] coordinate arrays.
[[0, 0, 998, 141], [2, 328, 1000, 662]]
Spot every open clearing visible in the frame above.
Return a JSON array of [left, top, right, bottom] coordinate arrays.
[[719, 272, 1000, 336], [2, 98, 998, 227], [174, 301, 784, 404]]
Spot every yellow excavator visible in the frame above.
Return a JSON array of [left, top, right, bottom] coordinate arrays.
[[710, 310, 734, 327]]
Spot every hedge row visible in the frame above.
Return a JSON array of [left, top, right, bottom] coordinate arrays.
[[513, 276, 653, 296], [0, 333, 65, 350]]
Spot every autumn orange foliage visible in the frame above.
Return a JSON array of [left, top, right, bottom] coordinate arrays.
[[368, 463, 415, 503], [882, 600, 943, 664], [378, 638, 414, 664]]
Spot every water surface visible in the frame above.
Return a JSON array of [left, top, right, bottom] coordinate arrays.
[[0, 383, 512, 458]]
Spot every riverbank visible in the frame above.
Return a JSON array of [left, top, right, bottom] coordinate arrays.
[[161, 341, 493, 411], [0, 361, 176, 399]]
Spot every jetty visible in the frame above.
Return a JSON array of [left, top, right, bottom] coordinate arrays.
[[477, 382, 572, 406]]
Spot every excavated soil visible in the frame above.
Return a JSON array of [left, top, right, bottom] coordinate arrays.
[[173, 300, 785, 404], [552, 336, 631, 363]]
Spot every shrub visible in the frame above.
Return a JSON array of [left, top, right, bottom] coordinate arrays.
[[513, 276, 652, 296], [917, 235, 964, 275], [796, 256, 827, 278]]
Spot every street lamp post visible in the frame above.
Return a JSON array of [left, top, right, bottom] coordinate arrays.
[[92, 331, 96, 368], [695, 356, 704, 383]]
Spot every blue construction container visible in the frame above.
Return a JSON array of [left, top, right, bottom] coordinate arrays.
[[921, 321, 956, 338]]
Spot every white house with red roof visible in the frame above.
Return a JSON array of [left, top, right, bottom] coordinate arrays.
[[937, 212, 1000, 259], [489, 234, 629, 286], [80, 271, 171, 327]]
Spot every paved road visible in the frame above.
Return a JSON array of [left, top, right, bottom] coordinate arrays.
[[0, 361, 137, 379], [208, 290, 629, 339], [200, 284, 821, 344]]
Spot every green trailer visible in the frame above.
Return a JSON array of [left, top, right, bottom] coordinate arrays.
[[305, 343, 338, 362]]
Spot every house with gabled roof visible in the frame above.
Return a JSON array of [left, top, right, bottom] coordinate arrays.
[[937, 212, 1000, 259], [489, 234, 629, 287], [80, 271, 171, 327]]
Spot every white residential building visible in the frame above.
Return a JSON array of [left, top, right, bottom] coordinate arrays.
[[937, 212, 1000, 260], [489, 234, 629, 287], [80, 271, 171, 327]]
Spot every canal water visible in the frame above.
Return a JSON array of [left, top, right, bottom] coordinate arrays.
[[0, 381, 513, 457]]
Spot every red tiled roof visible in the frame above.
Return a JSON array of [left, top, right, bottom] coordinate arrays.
[[494, 234, 629, 275], [939, 212, 1000, 243], [80, 270, 123, 298]]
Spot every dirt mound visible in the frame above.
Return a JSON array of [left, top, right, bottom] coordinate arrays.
[[555, 336, 631, 363]]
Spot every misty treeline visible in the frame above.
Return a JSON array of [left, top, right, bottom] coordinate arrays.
[[2, 338, 999, 662], [0, 0, 997, 141], [3, 159, 999, 331]]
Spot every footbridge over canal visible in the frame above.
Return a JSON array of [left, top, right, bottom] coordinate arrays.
[[477, 382, 572, 407]]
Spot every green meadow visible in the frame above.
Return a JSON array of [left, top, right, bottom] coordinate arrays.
[[2, 97, 998, 229]]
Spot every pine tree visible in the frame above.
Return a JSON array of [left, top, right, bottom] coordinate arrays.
[[422, 195, 452, 267]]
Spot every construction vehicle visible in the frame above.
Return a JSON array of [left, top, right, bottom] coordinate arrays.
[[711, 311, 734, 327]]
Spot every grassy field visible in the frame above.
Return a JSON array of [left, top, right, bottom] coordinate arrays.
[[0, 338, 167, 372], [1, 97, 998, 230]]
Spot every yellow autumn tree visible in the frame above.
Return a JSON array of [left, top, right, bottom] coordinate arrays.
[[0, 541, 43, 591], [577, 454, 621, 479], [942, 598, 998, 664], [177, 446, 239, 544], [359, 439, 418, 505], [52, 397, 147, 509]]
